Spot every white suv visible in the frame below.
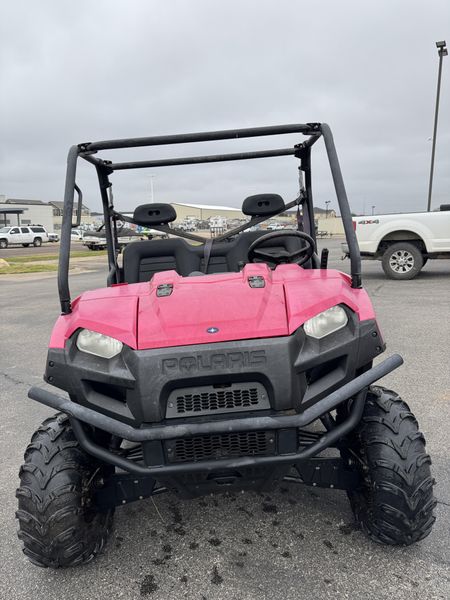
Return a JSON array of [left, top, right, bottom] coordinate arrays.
[[0, 225, 49, 249]]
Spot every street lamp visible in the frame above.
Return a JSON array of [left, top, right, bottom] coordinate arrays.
[[427, 40, 447, 212], [149, 175, 156, 203], [325, 200, 330, 218], [371, 205, 375, 215]]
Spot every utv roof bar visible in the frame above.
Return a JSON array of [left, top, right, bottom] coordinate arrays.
[[58, 122, 362, 314], [80, 123, 321, 152], [321, 122, 361, 288], [105, 147, 298, 171]]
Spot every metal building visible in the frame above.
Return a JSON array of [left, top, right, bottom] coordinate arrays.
[[0, 199, 54, 231], [170, 202, 245, 223]]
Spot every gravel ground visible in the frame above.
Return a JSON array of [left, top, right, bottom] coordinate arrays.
[[1, 240, 449, 600]]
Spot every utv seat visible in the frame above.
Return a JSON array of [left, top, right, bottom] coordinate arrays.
[[123, 238, 201, 283], [123, 229, 305, 283], [123, 232, 257, 283], [122, 203, 196, 283], [122, 195, 308, 283]]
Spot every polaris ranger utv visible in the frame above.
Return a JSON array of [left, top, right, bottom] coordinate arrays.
[[17, 123, 436, 568]]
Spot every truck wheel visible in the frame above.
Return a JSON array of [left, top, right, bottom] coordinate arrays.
[[16, 414, 114, 568], [22, 243, 30, 247], [346, 386, 436, 545], [381, 242, 423, 280], [33, 237, 42, 247], [0, 239, 8, 249]]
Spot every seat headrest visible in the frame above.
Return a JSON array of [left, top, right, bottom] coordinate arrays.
[[133, 203, 176, 226], [242, 194, 285, 217]]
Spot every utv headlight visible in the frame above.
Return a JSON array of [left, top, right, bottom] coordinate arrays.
[[303, 305, 348, 339], [76, 329, 123, 359]]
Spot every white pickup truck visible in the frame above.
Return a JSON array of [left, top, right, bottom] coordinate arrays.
[[342, 205, 450, 279], [82, 228, 142, 251], [82, 227, 168, 251]]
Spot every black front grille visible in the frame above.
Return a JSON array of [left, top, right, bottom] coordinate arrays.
[[178, 388, 258, 414], [166, 382, 269, 418], [166, 431, 273, 463], [298, 429, 322, 447]]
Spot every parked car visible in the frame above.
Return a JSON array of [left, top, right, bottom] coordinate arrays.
[[71, 229, 84, 241], [47, 232, 60, 243], [342, 205, 450, 279], [0, 225, 49, 248], [178, 218, 197, 231], [143, 228, 169, 239]]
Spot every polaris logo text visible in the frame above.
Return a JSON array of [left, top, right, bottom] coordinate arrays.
[[161, 350, 266, 374]]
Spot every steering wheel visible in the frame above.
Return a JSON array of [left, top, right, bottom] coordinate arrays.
[[247, 230, 315, 266]]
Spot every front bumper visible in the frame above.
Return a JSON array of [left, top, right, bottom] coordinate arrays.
[[44, 313, 385, 427], [29, 353, 403, 476]]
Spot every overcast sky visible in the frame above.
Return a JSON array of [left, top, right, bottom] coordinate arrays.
[[1, 1, 449, 215]]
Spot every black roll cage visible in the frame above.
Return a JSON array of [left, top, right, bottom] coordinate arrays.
[[59, 122, 362, 314]]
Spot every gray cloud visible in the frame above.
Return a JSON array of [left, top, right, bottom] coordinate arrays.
[[1, 0, 449, 215]]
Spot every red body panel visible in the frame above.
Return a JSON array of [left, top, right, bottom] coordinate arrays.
[[49, 264, 376, 350]]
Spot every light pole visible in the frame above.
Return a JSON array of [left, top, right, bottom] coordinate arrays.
[[149, 175, 155, 203], [427, 40, 447, 212], [371, 205, 375, 216], [325, 200, 330, 218]]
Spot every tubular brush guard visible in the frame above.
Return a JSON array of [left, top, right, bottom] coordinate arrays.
[[28, 354, 403, 476]]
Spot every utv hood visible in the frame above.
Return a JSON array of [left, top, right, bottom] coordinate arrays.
[[49, 264, 375, 350]]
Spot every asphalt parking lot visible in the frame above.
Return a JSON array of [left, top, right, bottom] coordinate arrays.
[[0, 240, 84, 258], [1, 239, 449, 600]]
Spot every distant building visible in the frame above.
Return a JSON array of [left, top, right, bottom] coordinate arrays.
[[0, 207, 24, 227], [0, 196, 336, 231], [315, 216, 345, 236], [171, 202, 245, 222], [0, 199, 54, 231], [4, 198, 46, 206], [0, 197, 93, 231], [314, 206, 336, 218], [48, 200, 92, 231]]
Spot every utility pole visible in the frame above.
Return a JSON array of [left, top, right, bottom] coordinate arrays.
[[427, 40, 447, 212], [149, 175, 155, 203], [325, 200, 330, 218]]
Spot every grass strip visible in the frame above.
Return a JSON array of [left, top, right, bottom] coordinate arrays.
[[0, 263, 59, 275], [6, 250, 107, 263]]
